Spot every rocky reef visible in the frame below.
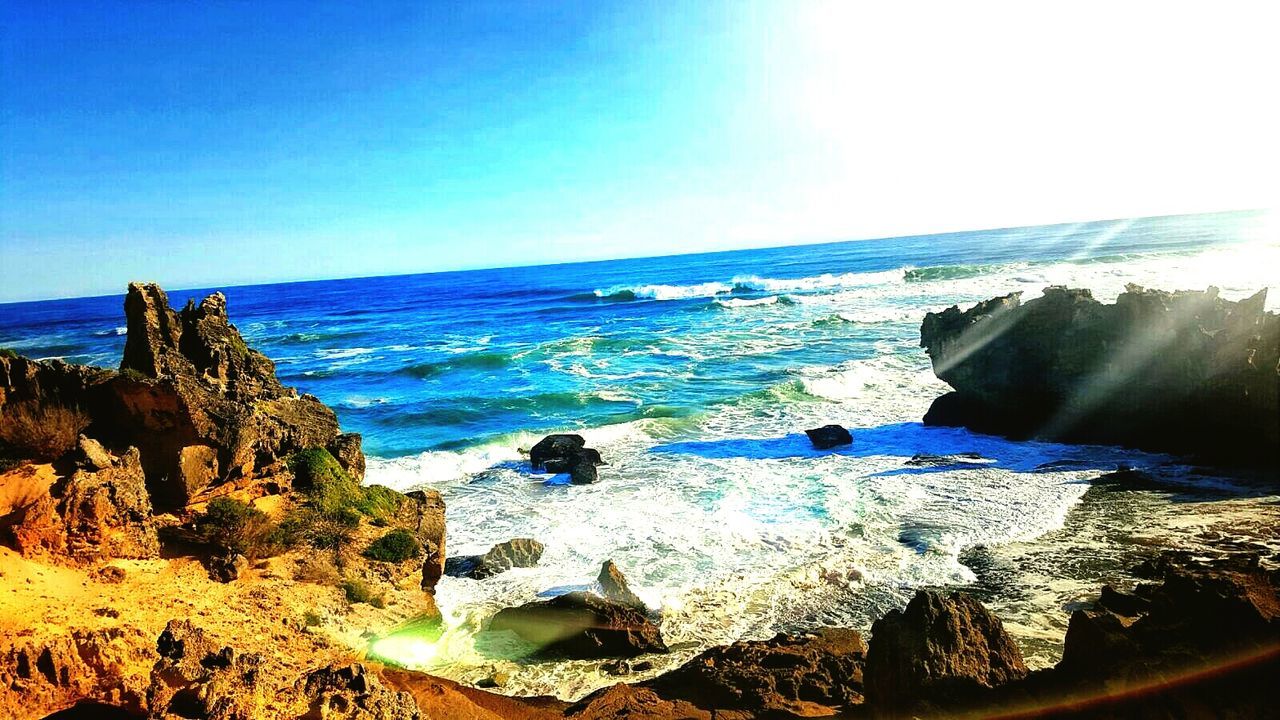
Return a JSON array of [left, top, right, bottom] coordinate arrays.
[[920, 285, 1279, 466]]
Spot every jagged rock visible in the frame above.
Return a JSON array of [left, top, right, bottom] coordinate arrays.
[[284, 664, 420, 720], [328, 432, 366, 482], [397, 490, 446, 593], [0, 626, 151, 719], [864, 590, 1027, 712], [805, 424, 852, 449], [206, 552, 249, 583], [567, 684, 711, 720], [597, 560, 646, 612], [447, 538, 545, 580], [77, 436, 114, 471], [488, 591, 668, 659], [920, 285, 1280, 465], [1096, 584, 1151, 617], [645, 629, 866, 715], [9, 446, 159, 564], [147, 619, 266, 720]]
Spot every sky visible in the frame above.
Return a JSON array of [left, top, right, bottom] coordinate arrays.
[[1, 1, 1277, 303]]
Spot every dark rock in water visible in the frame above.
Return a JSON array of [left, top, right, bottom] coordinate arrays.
[[905, 452, 986, 467], [530, 433, 604, 483], [206, 552, 249, 583], [919, 284, 1280, 466], [598, 560, 646, 612], [448, 538, 545, 579], [488, 591, 667, 659], [805, 424, 852, 449], [644, 629, 866, 715], [1096, 584, 1151, 617], [529, 434, 585, 470], [864, 590, 1027, 712]]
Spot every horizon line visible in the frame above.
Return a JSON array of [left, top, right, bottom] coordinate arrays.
[[2, 206, 1267, 307]]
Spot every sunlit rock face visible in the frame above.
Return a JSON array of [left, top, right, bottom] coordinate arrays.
[[920, 284, 1279, 467]]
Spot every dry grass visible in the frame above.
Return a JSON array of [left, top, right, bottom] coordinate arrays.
[[294, 553, 341, 586], [0, 401, 90, 461]]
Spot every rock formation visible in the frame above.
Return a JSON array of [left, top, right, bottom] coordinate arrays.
[[446, 537, 544, 580], [597, 560, 646, 613], [0, 283, 368, 509], [529, 434, 603, 484], [864, 589, 1028, 713], [805, 424, 852, 449], [6, 439, 158, 565], [919, 285, 1279, 465], [488, 591, 668, 659], [644, 628, 866, 716]]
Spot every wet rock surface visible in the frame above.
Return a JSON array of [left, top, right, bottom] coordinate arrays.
[[804, 424, 852, 449], [529, 434, 603, 484], [920, 285, 1280, 466], [596, 560, 646, 613], [446, 538, 545, 580], [488, 591, 668, 659]]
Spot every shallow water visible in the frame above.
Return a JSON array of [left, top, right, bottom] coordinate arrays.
[[3, 209, 1277, 698]]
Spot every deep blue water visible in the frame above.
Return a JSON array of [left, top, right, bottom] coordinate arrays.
[[0, 210, 1269, 460]]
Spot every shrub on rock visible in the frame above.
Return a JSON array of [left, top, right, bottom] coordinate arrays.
[[0, 401, 90, 461], [193, 497, 280, 559], [364, 529, 420, 563]]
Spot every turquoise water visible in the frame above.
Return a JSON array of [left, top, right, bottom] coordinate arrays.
[[3, 209, 1276, 696]]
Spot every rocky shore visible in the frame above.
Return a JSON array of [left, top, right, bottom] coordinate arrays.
[[2, 282, 1277, 719]]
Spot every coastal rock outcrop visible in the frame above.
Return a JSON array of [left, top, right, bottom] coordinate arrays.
[[488, 591, 667, 659], [864, 590, 1027, 713], [529, 434, 603, 484], [805, 424, 852, 449], [919, 285, 1280, 465], [446, 538, 544, 580], [644, 628, 866, 716], [597, 560, 646, 613], [6, 442, 158, 564]]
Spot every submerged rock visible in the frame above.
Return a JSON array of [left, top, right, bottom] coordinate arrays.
[[805, 424, 852, 449], [488, 591, 667, 659], [529, 433, 603, 484], [645, 628, 866, 715], [919, 284, 1280, 466], [864, 589, 1027, 713]]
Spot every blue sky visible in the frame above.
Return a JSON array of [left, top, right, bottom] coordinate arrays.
[[2, 1, 1276, 302]]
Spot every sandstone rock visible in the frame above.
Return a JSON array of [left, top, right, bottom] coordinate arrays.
[[645, 629, 866, 715], [77, 435, 114, 472], [176, 444, 219, 501], [488, 591, 668, 659], [566, 684, 711, 720], [865, 590, 1027, 712], [206, 552, 249, 583], [597, 560, 646, 613], [398, 490, 446, 593], [0, 626, 151, 719], [9, 446, 159, 564], [285, 664, 420, 720], [919, 285, 1280, 465], [147, 619, 266, 720], [805, 424, 852, 449]]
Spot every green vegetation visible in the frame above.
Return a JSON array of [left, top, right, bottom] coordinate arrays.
[[363, 528, 420, 563], [193, 497, 283, 559], [341, 578, 385, 608], [0, 348, 18, 360], [0, 401, 90, 461], [302, 611, 322, 628], [118, 367, 149, 383]]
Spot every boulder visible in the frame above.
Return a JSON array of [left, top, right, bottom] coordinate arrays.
[[864, 590, 1027, 712], [645, 629, 866, 715], [488, 591, 668, 659], [566, 684, 711, 720], [447, 538, 545, 579], [328, 432, 366, 482], [176, 444, 219, 501], [206, 552, 249, 583], [76, 435, 114, 471], [597, 560, 646, 613], [529, 434, 585, 470], [530, 433, 603, 483], [805, 424, 852, 449], [919, 285, 1280, 465], [398, 490, 446, 592]]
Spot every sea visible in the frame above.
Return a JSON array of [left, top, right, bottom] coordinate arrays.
[[2, 209, 1278, 698]]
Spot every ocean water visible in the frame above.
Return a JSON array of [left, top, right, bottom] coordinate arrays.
[[2, 210, 1278, 697]]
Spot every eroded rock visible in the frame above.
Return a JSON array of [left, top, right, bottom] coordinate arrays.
[[597, 560, 646, 613], [488, 592, 667, 659]]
